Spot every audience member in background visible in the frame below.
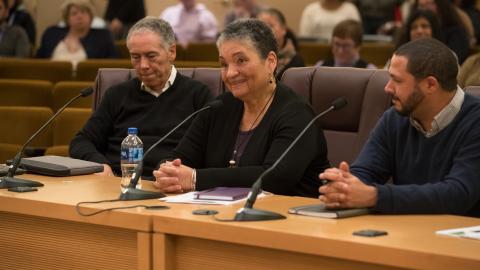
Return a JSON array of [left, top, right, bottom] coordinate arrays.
[[316, 20, 376, 69], [104, 0, 145, 40], [299, 0, 361, 41], [153, 19, 329, 197], [70, 17, 213, 178], [0, 0, 29, 57], [58, 0, 106, 29], [454, 0, 480, 45], [224, 0, 263, 27], [6, 0, 35, 45], [458, 52, 480, 88], [36, 0, 117, 68], [395, 9, 444, 48], [413, 0, 471, 63], [257, 8, 304, 80], [352, 0, 403, 35], [160, 0, 217, 47], [319, 38, 480, 217]]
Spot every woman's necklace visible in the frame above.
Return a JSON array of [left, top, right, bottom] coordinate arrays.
[[229, 89, 276, 167]]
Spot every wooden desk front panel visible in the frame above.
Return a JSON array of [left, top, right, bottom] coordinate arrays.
[[153, 233, 402, 270], [0, 211, 149, 270], [0, 174, 155, 270], [152, 196, 480, 270]]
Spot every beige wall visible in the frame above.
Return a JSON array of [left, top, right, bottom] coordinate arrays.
[[26, 0, 315, 47]]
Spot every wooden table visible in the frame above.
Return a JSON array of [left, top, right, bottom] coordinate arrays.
[[0, 174, 160, 270], [1, 174, 479, 270], [151, 196, 480, 270]]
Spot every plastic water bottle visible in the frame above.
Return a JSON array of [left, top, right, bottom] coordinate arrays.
[[120, 127, 143, 191]]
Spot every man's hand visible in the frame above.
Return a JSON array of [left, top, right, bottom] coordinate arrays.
[[319, 161, 377, 209], [95, 164, 114, 177]]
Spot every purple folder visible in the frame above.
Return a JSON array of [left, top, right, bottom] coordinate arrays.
[[194, 187, 251, 201]]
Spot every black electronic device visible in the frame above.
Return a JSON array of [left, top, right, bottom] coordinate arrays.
[[8, 186, 38, 193], [0, 87, 93, 189], [353, 229, 388, 237], [234, 98, 348, 221]]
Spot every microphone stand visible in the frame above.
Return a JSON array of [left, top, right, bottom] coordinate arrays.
[[234, 98, 347, 221], [119, 102, 222, 201], [0, 88, 94, 189]]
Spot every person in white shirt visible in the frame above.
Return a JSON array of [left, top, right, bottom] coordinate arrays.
[[299, 0, 361, 41], [160, 0, 217, 47]]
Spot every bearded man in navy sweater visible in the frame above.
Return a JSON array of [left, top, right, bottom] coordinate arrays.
[[319, 38, 480, 217]]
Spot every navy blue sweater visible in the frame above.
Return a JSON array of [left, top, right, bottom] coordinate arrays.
[[351, 93, 480, 217]]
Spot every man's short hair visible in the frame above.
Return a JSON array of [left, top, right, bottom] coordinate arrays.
[[332, 20, 363, 47], [126, 16, 176, 50], [395, 38, 458, 91]]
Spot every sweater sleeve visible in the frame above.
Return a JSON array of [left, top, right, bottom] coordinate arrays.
[[69, 87, 117, 165], [177, 99, 325, 195], [350, 112, 393, 186], [373, 128, 480, 215]]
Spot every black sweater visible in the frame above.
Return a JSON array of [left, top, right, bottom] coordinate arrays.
[[70, 74, 213, 177], [173, 82, 330, 197]]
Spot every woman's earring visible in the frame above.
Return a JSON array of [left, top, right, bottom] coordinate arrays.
[[269, 74, 273, 84]]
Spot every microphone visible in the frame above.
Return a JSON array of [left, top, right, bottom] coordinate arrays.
[[119, 99, 223, 201], [0, 87, 94, 189], [234, 97, 348, 221]]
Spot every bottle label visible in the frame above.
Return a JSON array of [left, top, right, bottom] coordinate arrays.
[[121, 147, 143, 162]]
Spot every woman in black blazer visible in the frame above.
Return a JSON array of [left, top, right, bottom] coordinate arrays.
[[153, 19, 330, 198]]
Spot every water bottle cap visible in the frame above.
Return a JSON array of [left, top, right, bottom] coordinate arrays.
[[127, 127, 138, 135]]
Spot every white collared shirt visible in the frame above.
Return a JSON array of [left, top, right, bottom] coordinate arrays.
[[141, 65, 177, 97], [410, 86, 465, 138]]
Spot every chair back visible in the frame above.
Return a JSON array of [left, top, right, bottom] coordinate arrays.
[[0, 79, 52, 107], [93, 68, 224, 110], [52, 81, 94, 111], [281, 66, 391, 165], [0, 59, 72, 83]]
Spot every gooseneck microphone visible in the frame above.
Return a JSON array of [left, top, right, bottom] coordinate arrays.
[[234, 97, 348, 221], [0, 87, 94, 189], [119, 100, 223, 201]]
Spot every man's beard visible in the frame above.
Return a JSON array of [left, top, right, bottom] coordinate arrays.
[[393, 84, 425, 116]]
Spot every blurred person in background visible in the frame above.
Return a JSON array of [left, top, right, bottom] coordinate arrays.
[[299, 0, 361, 41], [257, 8, 304, 79], [224, 0, 263, 27], [36, 0, 117, 68], [104, 0, 145, 40], [316, 19, 376, 69], [453, 0, 480, 45], [6, 0, 35, 45], [395, 9, 444, 48], [353, 0, 404, 35], [458, 52, 480, 88], [0, 0, 29, 57], [160, 0, 217, 47], [413, 0, 471, 63]]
